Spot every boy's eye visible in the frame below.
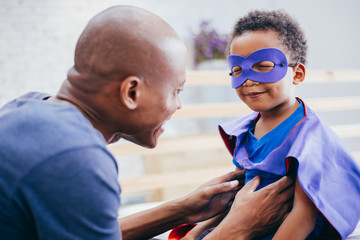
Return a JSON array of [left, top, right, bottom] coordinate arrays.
[[252, 61, 275, 72], [232, 66, 243, 77]]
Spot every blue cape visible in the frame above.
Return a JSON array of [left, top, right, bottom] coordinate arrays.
[[218, 100, 360, 239]]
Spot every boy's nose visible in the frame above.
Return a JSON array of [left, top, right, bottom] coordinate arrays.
[[242, 79, 261, 87]]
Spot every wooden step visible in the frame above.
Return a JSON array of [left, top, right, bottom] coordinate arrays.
[[109, 123, 360, 157], [173, 96, 360, 119]]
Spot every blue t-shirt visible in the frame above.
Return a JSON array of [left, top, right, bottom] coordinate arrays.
[[0, 92, 121, 239], [233, 99, 305, 189]]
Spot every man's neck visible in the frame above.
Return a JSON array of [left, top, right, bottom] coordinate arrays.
[[47, 83, 115, 144]]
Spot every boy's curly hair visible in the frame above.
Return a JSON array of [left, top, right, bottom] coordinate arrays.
[[230, 10, 307, 65]]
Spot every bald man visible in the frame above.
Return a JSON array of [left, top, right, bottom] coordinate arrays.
[[0, 6, 294, 240]]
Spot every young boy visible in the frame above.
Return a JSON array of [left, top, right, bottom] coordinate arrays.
[[176, 10, 360, 240]]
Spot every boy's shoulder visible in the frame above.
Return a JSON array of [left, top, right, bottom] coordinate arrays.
[[297, 100, 337, 138], [219, 112, 258, 137]]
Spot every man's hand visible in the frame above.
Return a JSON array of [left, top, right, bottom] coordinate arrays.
[[119, 171, 244, 240], [205, 176, 295, 240], [178, 171, 245, 224]]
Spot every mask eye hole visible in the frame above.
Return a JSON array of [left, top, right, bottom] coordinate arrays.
[[252, 61, 275, 72], [231, 66, 242, 77]]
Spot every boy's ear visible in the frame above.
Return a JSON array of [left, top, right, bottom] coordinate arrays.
[[293, 63, 306, 85], [119, 76, 142, 110]]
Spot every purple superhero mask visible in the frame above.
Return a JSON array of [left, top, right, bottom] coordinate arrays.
[[228, 48, 291, 88]]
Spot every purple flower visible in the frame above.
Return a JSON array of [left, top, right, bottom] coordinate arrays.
[[192, 21, 229, 67]]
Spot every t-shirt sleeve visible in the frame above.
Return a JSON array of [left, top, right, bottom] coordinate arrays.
[[16, 147, 122, 240]]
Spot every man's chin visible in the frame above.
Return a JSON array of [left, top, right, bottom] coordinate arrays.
[[123, 127, 164, 149], [145, 127, 164, 148], [108, 134, 122, 144]]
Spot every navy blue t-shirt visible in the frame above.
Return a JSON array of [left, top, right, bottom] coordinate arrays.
[[0, 92, 121, 239]]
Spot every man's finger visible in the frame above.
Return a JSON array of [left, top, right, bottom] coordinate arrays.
[[263, 176, 294, 193], [239, 176, 260, 193], [278, 183, 295, 203], [280, 204, 292, 222], [204, 179, 240, 197], [219, 171, 244, 183]]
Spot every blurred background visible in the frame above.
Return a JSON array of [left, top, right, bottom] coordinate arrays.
[[1, 0, 360, 205], [1, 0, 360, 105]]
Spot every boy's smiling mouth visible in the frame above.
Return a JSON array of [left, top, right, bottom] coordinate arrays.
[[244, 91, 266, 98]]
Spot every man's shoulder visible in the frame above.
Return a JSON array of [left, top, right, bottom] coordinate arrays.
[[0, 92, 108, 174], [1, 92, 105, 146]]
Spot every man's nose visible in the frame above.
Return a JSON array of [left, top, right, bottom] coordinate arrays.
[[176, 96, 182, 110]]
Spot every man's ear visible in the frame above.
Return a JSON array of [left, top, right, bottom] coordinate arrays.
[[119, 76, 142, 110], [293, 63, 306, 85]]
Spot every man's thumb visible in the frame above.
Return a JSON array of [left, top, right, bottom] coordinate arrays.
[[242, 176, 260, 192]]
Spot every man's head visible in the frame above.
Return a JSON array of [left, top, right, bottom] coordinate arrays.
[[56, 5, 188, 148]]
